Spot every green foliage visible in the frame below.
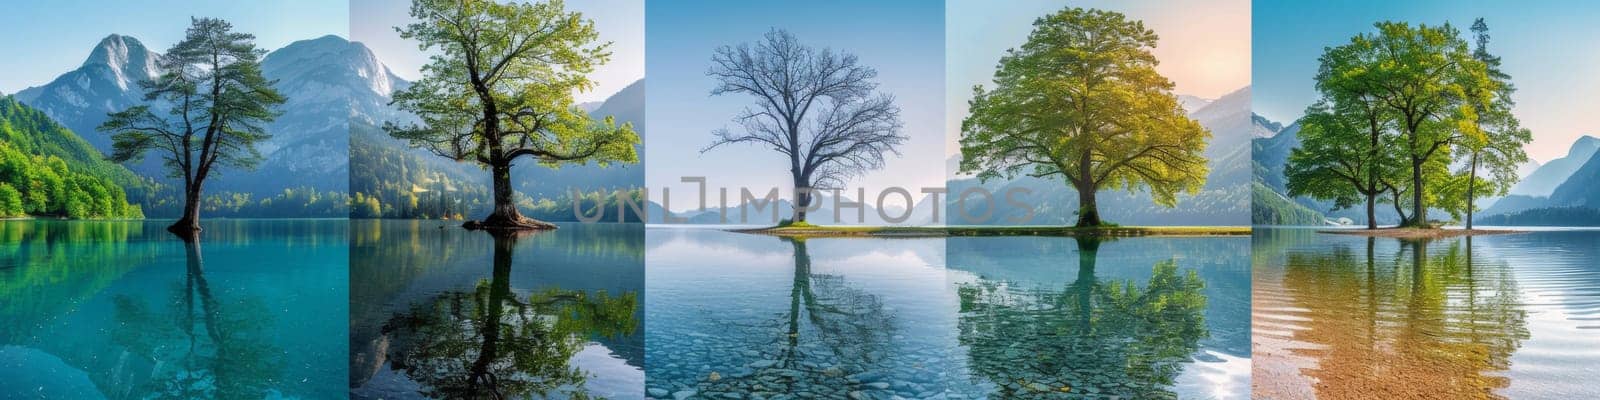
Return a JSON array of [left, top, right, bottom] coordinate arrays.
[[387, 0, 639, 223], [0, 183, 21, 217], [960, 8, 1209, 226], [1285, 19, 1530, 227], [0, 141, 142, 219], [197, 186, 348, 218], [0, 96, 145, 219]]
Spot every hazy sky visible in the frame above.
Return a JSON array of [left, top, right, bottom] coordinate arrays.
[[352, 0, 643, 103], [947, 0, 1252, 158], [1254, 0, 1600, 164], [0, 0, 347, 94], [645, 0, 945, 212]]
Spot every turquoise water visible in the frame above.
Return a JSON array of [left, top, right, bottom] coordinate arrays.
[[644, 228, 1249, 399], [1253, 228, 1600, 399], [0, 219, 348, 399], [348, 220, 644, 400]]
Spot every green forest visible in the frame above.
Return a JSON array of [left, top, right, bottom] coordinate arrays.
[[0, 96, 142, 218]]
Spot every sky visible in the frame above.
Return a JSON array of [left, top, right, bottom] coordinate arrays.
[[352, 0, 643, 103], [645, 0, 945, 212], [946, 0, 1252, 158], [0, 0, 347, 94], [1254, 0, 1600, 164]]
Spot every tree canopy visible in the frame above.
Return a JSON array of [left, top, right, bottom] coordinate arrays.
[[386, 0, 638, 230], [703, 29, 905, 223], [959, 7, 1209, 227]]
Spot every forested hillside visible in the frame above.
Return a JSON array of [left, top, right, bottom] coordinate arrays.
[[0, 96, 142, 218]]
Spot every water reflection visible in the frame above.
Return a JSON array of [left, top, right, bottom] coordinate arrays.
[[1253, 229, 1574, 399], [645, 230, 953, 399], [1, 220, 346, 399], [350, 221, 644, 399], [111, 234, 284, 398], [954, 237, 1211, 399]]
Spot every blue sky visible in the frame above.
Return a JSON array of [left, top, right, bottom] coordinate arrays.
[[0, 0, 347, 94], [1254, 0, 1600, 163], [352, 0, 643, 103], [947, 0, 1251, 159], [645, 0, 945, 212]]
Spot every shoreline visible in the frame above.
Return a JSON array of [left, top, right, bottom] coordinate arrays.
[[731, 225, 1251, 238], [1316, 227, 1525, 239]]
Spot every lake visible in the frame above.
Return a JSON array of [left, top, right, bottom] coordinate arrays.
[[0, 219, 348, 399], [645, 227, 1250, 399], [1252, 228, 1600, 399], [348, 220, 644, 400]]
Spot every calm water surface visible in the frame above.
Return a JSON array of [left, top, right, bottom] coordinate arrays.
[[1252, 228, 1600, 399], [645, 227, 1249, 399], [349, 220, 643, 400], [0, 219, 348, 399]]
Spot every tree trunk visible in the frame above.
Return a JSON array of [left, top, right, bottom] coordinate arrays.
[[1466, 154, 1479, 230], [1409, 159, 1427, 227], [791, 175, 810, 224], [169, 183, 203, 236], [1365, 193, 1377, 230], [1074, 182, 1102, 228], [467, 161, 555, 230]]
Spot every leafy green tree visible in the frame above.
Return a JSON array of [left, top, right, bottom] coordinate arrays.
[[1447, 19, 1530, 229], [702, 29, 906, 224], [101, 18, 284, 236], [387, 0, 638, 231], [959, 8, 1209, 227], [1350, 22, 1486, 226], [1286, 101, 1400, 229]]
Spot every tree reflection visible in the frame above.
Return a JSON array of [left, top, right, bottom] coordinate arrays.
[[111, 232, 284, 399], [1277, 236, 1529, 399], [957, 236, 1208, 399], [380, 230, 639, 399]]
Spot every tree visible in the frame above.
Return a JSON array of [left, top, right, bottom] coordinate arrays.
[[387, 0, 638, 231], [959, 8, 1209, 227], [1354, 22, 1486, 226], [1449, 19, 1529, 229], [101, 18, 283, 236], [703, 29, 906, 224]]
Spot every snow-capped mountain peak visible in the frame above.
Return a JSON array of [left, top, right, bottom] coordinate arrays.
[[81, 34, 160, 91]]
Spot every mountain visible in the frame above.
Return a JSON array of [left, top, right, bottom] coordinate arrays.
[[1482, 136, 1600, 219], [1508, 135, 1599, 196], [14, 35, 159, 151], [205, 35, 407, 195], [1177, 95, 1213, 114], [943, 86, 1254, 226], [1548, 150, 1600, 207]]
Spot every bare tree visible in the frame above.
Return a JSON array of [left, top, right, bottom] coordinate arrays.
[[703, 29, 906, 224]]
